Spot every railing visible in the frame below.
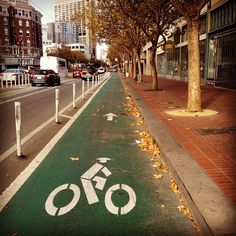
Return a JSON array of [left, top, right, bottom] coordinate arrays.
[[0, 74, 31, 89]]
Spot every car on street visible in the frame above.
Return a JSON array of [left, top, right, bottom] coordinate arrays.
[[81, 67, 97, 81], [0, 68, 26, 83], [72, 69, 82, 78], [98, 67, 105, 74], [30, 69, 61, 86]]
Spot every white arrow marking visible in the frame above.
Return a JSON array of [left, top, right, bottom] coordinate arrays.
[[103, 113, 117, 121]]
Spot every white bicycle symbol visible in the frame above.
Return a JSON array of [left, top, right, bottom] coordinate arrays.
[[45, 158, 136, 216]]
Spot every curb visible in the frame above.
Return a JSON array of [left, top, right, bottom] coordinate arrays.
[[121, 77, 236, 236]]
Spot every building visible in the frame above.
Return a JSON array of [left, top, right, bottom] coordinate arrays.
[[0, 0, 42, 70], [142, 0, 236, 90], [207, 0, 236, 89], [54, 0, 96, 59]]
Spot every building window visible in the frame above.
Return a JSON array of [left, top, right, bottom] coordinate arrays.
[[4, 27, 8, 35], [4, 17, 8, 25], [19, 29, 23, 36], [18, 9, 23, 16], [5, 37, 9, 45], [27, 39, 31, 47], [26, 20, 29, 27], [25, 11, 29, 17], [2, 7, 7, 14], [19, 19, 22, 26], [26, 29, 30, 37]]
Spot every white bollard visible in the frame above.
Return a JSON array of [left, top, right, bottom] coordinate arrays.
[[55, 89, 60, 123], [15, 102, 24, 158], [92, 75, 94, 89], [73, 83, 76, 109], [87, 78, 89, 92], [82, 80, 85, 100]]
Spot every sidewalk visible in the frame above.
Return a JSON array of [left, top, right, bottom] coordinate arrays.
[[121, 74, 236, 235]]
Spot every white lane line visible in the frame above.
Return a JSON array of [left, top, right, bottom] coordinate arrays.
[[0, 80, 78, 105], [0, 75, 111, 211], [0, 75, 110, 162]]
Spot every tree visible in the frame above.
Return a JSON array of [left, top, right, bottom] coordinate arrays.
[[116, 0, 177, 90], [48, 47, 88, 64], [170, 0, 208, 112]]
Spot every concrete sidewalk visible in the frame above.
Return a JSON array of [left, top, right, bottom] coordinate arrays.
[[121, 74, 236, 235]]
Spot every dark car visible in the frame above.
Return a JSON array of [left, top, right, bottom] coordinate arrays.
[[30, 69, 61, 86], [81, 67, 97, 81]]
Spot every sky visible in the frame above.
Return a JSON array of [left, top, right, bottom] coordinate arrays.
[[29, 0, 54, 24]]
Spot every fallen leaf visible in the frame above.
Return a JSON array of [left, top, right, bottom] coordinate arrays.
[[154, 174, 163, 179], [70, 157, 80, 161]]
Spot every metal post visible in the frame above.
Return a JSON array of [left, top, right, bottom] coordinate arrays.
[[55, 89, 60, 123], [82, 80, 85, 100], [15, 102, 24, 158], [73, 83, 76, 109]]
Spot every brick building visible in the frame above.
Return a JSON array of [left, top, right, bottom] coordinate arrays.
[[0, 0, 42, 71]]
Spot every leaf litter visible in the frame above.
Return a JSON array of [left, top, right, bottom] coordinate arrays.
[[125, 91, 199, 232]]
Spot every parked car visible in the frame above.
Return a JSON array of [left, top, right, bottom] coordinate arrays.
[[0, 68, 26, 82], [81, 67, 97, 81], [98, 67, 105, 74], [109, 67, 118, 72], [30, 69, 61, 86], [72, 69, 82, 78]]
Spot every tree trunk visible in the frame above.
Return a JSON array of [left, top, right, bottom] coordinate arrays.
[[137, 53, 143, 83], [150, 48, 158, 91], [187, 19, 202, 112], [132, 49, 136, 80]]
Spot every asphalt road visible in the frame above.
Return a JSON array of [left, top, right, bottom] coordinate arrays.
[[0, 78, 85, 157]]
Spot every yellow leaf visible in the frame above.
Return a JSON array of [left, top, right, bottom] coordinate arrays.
[[70, 157, 80, 161], [154, 174, 163, 179]]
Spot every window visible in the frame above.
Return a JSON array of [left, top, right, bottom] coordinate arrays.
[[27, 39, 30, 47], [26, 29, 30, 37], [4, 17, 8, 25], [2, 7, 7, 14], [5, 37, 9, 45], [26, 20, 29, 27], [4, 27, 8, 35], [25, 11, 29, 17], [19, 28, 23, 36], [19, 19, 22, 26], [18, 9, 22, 16]]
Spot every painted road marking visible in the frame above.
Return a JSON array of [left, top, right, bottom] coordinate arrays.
[[0, 76, 111, 211], [45, 183, 81, 216], [44, 158, 136, 216], [103, 113, 117, 121], [105, 184, 136, 216]]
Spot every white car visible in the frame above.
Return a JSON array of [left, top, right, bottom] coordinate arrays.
[[0, 68, 26, 82], [98, 67, 105, 74]]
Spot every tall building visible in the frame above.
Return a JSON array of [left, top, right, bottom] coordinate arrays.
[[0, 0, 42, 70], [54, 0, 96, 59]]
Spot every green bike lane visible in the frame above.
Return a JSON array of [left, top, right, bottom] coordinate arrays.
[[0, 75, 198, 236]]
